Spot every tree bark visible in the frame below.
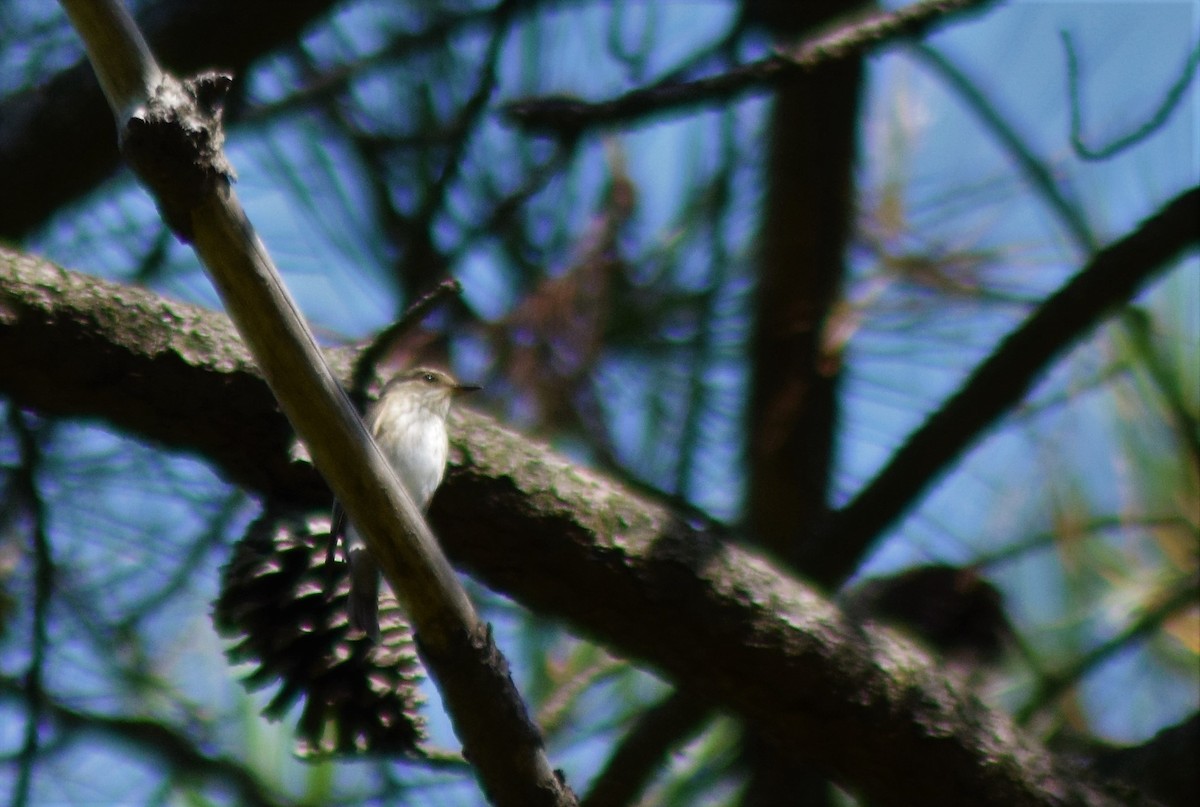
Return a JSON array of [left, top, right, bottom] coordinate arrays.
[[1, 244, 1168, 806]]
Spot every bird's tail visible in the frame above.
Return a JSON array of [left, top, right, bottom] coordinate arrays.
[[348, 547, 380, 641]]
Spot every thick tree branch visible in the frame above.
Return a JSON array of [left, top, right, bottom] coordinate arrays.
[[748, 45, 860, 572], [0, 248, 320, 502], [503, 0, 995, 136], [814, 186, 1200, 586], [0, 248, 1141, 806], [742, 4, 866, 796]]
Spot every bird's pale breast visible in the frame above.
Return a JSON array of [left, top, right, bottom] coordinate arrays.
[[370, 393, 450, 509]]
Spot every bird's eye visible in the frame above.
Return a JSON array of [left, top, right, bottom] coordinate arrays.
[[423, 373, 437, 384]]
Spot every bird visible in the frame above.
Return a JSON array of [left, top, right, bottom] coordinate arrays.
[[344, 367, 479, 639]]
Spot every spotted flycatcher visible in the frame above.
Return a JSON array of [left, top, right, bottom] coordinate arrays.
[[345, 367, 479, 638]]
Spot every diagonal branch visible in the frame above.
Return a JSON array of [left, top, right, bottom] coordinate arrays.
[[57, 1, 574, 803], [503, 0, 995, 136], [814, 186, 1200, 586], [0, 247, 1138, 806], [580, 690, 711, 807], [910, 43, 1097, 253], [1017, 574, 1200, 724]]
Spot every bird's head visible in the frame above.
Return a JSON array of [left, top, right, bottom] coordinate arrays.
[[379, 367, 480, 418]]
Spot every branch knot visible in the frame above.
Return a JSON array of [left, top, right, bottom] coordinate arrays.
[[120, 71, 236, 241]]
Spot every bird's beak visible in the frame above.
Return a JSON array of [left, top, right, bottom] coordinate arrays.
[[453, 383, 482, 396]]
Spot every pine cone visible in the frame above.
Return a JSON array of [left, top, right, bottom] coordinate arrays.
[[214, 509, 425, 757]]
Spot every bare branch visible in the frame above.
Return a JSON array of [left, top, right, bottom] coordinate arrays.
[[56, 1, 574, 803], [580, 690, 710, 807], [1064, 32, 1200, 162], [817, 186, 1200, 586], [1017, 575, 1200, 724], [503, 0, 996, 136], [0, 247, 1142, 806], [348, 278, 464, 410], [914, 42, 1200, 508]]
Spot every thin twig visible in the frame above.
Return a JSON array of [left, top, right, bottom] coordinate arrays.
[[395, 0, 515, 293], [348, 278, 464, 410], [915, 40, 1200, 548], [976, 515, 1194, 570], [503, 0, 995, 136], [818, 186, 1200, 586], [580, 690, 711, 807], [1016, 575, 1200, 724], [910, 44, 1097, 253], [8, 410, 53, 807], [1064, 31, 1200, 162]]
